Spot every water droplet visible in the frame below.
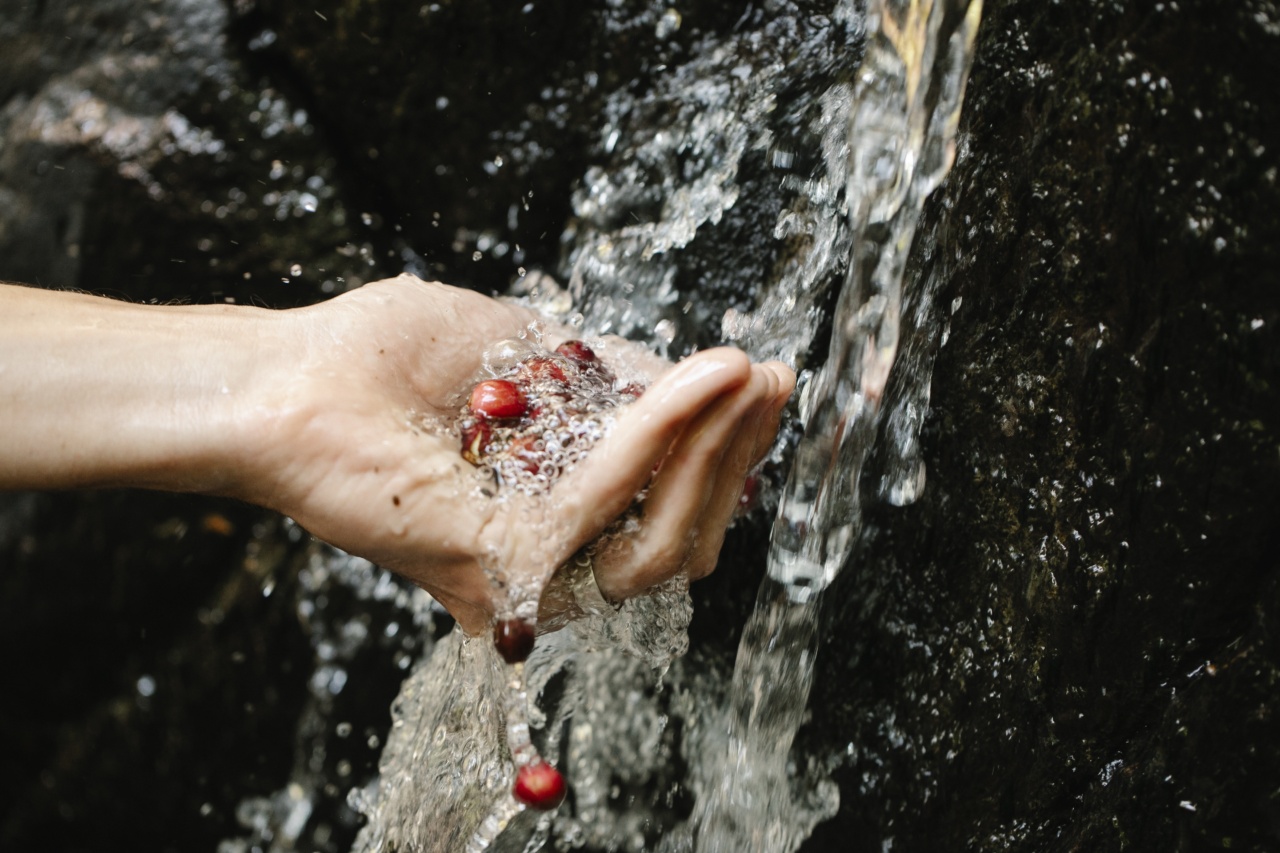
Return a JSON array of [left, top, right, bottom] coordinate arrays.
[[290, 263, 303, 276]]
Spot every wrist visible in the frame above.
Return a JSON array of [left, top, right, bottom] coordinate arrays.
[[176, 303, 301, 500], [83, 299, 295, 497]]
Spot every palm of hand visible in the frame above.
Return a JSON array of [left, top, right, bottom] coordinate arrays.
[[253, 276, 793, 634]]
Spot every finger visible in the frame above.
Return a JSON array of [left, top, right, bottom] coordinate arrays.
[[748, 362, 796, 469], [492, 348, 752, 580], [681, 368, 780, 580], [592, 367, 773, 598], [640, 367, 771, 534]]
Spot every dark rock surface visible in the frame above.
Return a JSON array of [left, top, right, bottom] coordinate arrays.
[[1, 0, 1277, 851], [804, 1, 1280, 850]]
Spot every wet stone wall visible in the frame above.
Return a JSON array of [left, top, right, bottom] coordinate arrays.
[[1, 0, 1278, 851], [804, 1, 1280, 850]]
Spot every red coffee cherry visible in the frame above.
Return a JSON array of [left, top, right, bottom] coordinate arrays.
[[470, 379, 528, 419], [508, 434, 541, 474], [617, 383, 645, 398], [555, 340, 598, 365], [521, 356, 569, 383], [513, 760, 567, 810], [738, 474, 760, 512], [494, 617, 535, 663]]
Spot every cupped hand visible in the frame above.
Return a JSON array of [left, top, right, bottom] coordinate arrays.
[[244, 275, 794, 634]]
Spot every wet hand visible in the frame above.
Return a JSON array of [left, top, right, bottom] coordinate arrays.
[[238, 274, 795, 634]]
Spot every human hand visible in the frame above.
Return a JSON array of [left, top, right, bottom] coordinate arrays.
[[0, 275, 791, 635], [241, 275, 793, 634]]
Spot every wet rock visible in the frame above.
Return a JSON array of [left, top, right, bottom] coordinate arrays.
[[803, 1, 1280, 850]]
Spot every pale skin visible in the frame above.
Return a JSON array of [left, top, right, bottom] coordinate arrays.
[[0, 275, 795, 634]]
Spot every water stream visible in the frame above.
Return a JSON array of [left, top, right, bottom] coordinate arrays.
[[218, 1, 982, 850], [693, 1, 983, 848]]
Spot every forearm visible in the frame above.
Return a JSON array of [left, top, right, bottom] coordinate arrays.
[[0, 283, 285, 494]]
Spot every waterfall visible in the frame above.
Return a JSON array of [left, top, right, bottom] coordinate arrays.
[[691, 1, 983, 850]]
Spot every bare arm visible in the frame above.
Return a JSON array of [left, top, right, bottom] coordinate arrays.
[[0, 276, 794, 633], [0, 282, 283, 494]]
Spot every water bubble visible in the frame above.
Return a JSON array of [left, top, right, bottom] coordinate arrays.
[[137, 675, 157, 697], [290, 263, 303, 276]]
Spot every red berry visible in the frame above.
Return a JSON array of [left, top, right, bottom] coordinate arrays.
[[555, 340, 598, 365], [494, 617, 535, 663], [508, 434, 541, 474], [460, 420, 493, 464], [470, 379, 528, 419], [513, 761, 566, 810], [617, 383, 645, 398], [521, 356, 568, 383]]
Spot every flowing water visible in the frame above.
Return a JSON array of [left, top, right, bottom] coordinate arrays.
[[694, 1, 983, 849], [340, 2, 984, 851]]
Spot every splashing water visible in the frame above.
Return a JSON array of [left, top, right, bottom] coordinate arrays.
[[340, 1, 982, 850], [692, 1, 984, 850]]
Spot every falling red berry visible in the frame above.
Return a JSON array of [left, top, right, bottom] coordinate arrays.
[[460, 420, 493, 465], [555, 340, 599, 365], [513, 761, 567, 810], [470, 379, 528, 419], [494, 618, 535, 663]]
